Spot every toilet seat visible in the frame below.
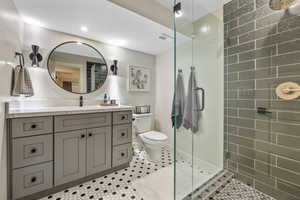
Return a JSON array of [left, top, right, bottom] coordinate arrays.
[[139, 131, 167, 146], [142, 131, 167, 141]]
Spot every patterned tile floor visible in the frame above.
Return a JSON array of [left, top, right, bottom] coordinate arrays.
[[40, 146, 275, 200], [207, 179, 275, 200], [39, 147, 172, 200]]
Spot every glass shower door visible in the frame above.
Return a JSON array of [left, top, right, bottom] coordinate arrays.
[[173, 0, 224, 199]]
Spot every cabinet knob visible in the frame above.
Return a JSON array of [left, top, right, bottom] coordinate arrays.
[[121, 132, 126, 137], [88, 133, 93, 137], [121, 116, 126, 120], [30, 148, 37, 154], [121, 153, 125, 157], [81, 134, 85, 138], [31, 124, 37, 129], [31, 176, 37, 183]]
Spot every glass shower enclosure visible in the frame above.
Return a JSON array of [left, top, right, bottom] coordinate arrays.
[[173, 0, 224, 199], [174, 0, 300, 199]]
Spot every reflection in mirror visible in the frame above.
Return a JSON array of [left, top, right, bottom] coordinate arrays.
[[47, 42, 108, 94]]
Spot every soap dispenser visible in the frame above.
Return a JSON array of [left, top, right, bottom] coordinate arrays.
[[103, 93, 108, 104]]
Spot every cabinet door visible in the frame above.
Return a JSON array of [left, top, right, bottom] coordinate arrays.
[[54, 130, 86, 186], [86, 127, 112, 176]]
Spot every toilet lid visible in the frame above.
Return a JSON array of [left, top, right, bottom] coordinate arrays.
[[142, 131, 167, 141]]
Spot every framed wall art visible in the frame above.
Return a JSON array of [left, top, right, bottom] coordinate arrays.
[[128, 66, 150, 92]]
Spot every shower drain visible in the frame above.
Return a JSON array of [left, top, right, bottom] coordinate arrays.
[[182, 170, 234, 200]]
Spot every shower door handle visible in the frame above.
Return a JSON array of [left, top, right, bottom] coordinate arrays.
[[195, 87, 205, 111]]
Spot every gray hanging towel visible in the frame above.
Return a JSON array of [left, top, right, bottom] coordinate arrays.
[[11, 53, 34, 97], [171, 70, 185, 129], [183, 67, 200, 133]]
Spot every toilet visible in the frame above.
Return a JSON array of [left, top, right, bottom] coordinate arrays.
[[133, 113, 168, 162]]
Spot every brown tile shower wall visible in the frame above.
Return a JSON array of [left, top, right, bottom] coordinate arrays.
[[223, 0, 300, 199]]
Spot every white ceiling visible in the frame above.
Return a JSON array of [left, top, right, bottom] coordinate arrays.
[[156, 0, 231, 21], [13, 0, 190, 55]]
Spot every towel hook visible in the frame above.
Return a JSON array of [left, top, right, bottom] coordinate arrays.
[[15, 52, 25, 68]]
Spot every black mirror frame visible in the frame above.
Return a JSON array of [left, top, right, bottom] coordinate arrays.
[[47, 41, 108, 94]]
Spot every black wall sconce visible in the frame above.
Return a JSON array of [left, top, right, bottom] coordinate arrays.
[[110, 60, 118, 75], [29, 45, 43, 67]]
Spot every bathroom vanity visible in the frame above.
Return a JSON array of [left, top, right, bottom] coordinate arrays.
[[6, 105, 133, 200]]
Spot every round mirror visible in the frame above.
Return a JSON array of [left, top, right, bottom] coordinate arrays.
[[47, 41, 108, 94]]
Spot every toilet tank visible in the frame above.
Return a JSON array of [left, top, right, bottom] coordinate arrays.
[[133, 113, 152, 134]]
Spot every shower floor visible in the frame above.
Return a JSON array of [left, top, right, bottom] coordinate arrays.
[[208, 178, 275, 200], [175, 162, 220, 199]]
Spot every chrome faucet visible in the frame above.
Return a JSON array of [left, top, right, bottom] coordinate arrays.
[[79, 96, 83, 107]]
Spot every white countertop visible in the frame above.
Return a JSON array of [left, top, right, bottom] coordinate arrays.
[[6, 105, 134, 118]]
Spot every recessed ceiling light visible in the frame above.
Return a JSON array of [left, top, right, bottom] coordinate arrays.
[[107, 39, 126, 47], [81, 26, 88, 32]]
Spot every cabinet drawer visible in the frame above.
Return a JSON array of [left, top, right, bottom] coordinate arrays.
[[54, 113, 111, 132], [113, 124, 132, 146], [12, 134, 53, 169], [113, 111, 132, 125], [12, 162, 53, 200], [112, 143, 133, 167], [11, 117, 53, 138]]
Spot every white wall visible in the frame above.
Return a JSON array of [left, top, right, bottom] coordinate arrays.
[[0, 0, 24, 198], [155, 50, 175, 144], [155, 12, 224, 169], [0, 14, 156, 199], [17, 24, 156, 110]]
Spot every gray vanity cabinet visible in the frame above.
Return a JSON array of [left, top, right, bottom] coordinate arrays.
[[54, 129, 87, 186], [86, 127, 112, 176], [8, 110, 132, 200]]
